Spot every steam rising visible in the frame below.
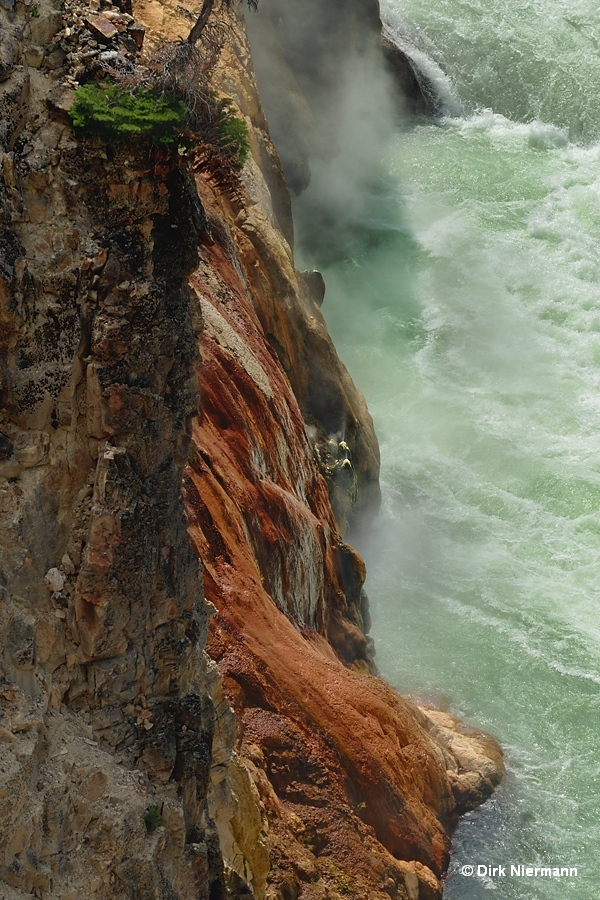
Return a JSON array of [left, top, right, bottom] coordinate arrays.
[[245, 0, 405, 264]]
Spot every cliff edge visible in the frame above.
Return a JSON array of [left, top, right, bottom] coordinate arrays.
[[0, 0, 503, 898]]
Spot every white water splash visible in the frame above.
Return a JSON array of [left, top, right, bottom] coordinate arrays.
[[382, 19, 464, 117]]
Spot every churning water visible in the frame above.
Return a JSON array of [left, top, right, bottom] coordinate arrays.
[[297, 0, 600, 896]]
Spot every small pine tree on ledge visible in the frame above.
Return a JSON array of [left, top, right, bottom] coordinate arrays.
[[69, 84, 188, 143], [69, 77, 251, 172], [69, 0, 256, 168]]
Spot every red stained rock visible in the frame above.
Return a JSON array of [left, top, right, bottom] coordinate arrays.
[[85, 16, 120, 43], [128, 22, 145, 50], [185, 180, 504, 898]]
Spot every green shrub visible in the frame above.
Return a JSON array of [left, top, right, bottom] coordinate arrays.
[[70, 78, 250, 171], [144, 804, 163, 833], [187, 442, 200, 466], [69, 83, 188, 144], [213, 103, 250, 169]]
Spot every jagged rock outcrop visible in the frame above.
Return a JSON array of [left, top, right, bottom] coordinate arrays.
[[0, 0, 503, 898]]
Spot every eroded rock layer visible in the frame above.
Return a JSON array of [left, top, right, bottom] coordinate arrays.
[[0, 0, 504, 897], [183, 136, 504, 900]]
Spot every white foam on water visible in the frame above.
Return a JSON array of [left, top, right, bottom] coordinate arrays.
[[380, 0, 600, 141], [381, 19, 464, 117], [307, 2, 600, 894]]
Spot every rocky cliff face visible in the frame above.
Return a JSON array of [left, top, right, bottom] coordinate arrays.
[[0, 2, 230, 895], [0, 0, 503, 898]]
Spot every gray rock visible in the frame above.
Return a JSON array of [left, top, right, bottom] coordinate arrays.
[[0, 65, 30, 150], [0, 29, 21, 82], [7, 615, 35, 669], [29, 11, 63, 47], [301, 268, 326, 307], [25, 45, 45, 69]]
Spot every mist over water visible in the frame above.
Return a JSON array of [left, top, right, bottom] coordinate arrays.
[[248, 0, 600, 895]]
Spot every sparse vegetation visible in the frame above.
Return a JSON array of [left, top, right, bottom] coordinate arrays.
[[69, 38, 251, 172], [320, 859, 356, 896], [70, 83, 188, 143], [187, 441, 200, 467], [144, 804, 163, 833], [212, 99, 250, 168]]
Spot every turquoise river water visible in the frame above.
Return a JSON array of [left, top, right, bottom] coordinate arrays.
[[296, 0, 600, 896]]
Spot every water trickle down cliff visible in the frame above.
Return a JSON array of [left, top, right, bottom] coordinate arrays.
[[0, 0, 503, 897]]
